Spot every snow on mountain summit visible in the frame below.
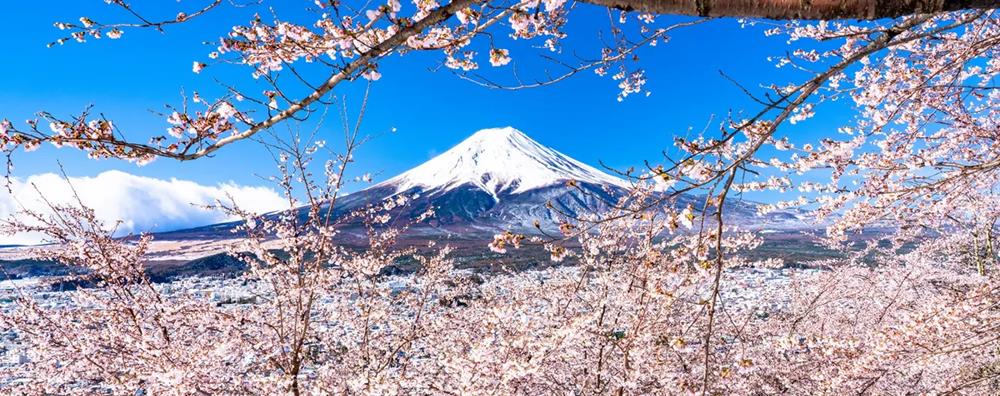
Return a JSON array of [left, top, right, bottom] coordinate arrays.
[[372, 127, 629, 200]]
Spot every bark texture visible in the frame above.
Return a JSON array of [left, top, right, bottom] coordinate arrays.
[[578, 0, 999, 20]]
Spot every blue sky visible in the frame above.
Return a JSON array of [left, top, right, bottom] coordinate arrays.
[[0, 2, 852, 198]]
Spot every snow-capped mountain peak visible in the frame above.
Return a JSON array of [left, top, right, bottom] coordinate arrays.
[[372, 127, 628, 200]]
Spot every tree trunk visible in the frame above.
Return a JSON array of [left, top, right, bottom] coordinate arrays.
[[577, 0, 999, 20]]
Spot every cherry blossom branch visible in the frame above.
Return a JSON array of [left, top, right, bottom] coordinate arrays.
[[48, 0, 224, 46], [455, 18, 707, 90]]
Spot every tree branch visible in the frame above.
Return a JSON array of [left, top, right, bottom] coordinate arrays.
[[577, 0, 999, 20]]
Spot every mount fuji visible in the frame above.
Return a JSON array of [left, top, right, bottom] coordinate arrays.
[[168, 127, 807, 240], [331, 127, 632, 235]]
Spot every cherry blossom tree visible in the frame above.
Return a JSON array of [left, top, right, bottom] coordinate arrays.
[[1, 0, 999, 394]]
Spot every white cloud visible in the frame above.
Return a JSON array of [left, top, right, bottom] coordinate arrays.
[[0, 170, 288, 245]]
